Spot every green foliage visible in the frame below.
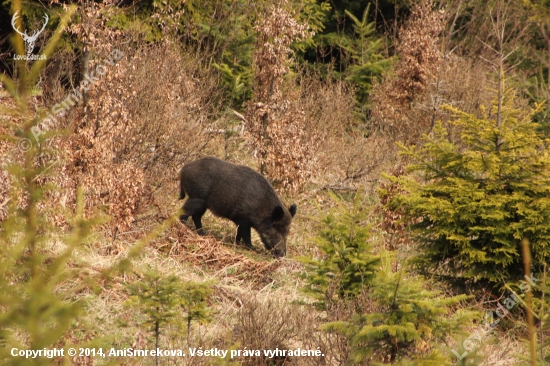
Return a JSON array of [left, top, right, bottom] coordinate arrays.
[[208, 0, 327, 107], [124, 269, 214, 347], [297, 0, 331, 35], [184, 0, 258, 107], [312, 0, 398, 45], [292, 0, 331, 52], [310, 3, 391, 119], [0, 187, 95, 366], [300, 189, 380, 310], [386, 85, 550, 285], [1, 5, 181, 363], [212, 27, 254, 108], [341, 5, 392, 113], [135, 0, 187, 39], [300, 188, 476, 364], [141, 0, 327, 108], [0, 4, 87, 365], [321, 256, 476, 365]]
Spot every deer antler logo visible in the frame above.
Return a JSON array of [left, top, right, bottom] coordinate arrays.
[[11, 10, 49, 58]]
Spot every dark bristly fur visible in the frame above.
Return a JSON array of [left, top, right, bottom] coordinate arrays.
[[179, 156, 297, 257]]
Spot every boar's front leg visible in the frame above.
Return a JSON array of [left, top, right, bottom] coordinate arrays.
[[181, 198, 207, 235], [236, 223, 252, 248]]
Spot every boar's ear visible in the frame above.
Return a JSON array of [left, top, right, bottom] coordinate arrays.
[[271, 205, 285, 222], [289, 204, 297, 218]]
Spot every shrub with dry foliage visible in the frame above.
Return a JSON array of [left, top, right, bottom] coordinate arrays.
[[39, 35, 224, 233], [6, 0, 224, 233], [378, 165, 410, 250], [393, 2, 443, 104], [232, 296, 310, 365], [370, 0, 444, 142], [107, 42, 224, 214], [294, 74, 367, 184], [246, 1, 317, 192], [369, 0, 499, 150], [72, 42, 222, 231]]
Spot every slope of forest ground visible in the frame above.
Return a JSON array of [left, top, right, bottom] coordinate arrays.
[[1, 0, 550, 365]]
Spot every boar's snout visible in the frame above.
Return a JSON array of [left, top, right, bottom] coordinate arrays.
[[260, 227, 287, 258], [272, 239, 286, 258]]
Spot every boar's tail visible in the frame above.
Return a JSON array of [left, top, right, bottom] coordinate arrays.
[[179, 173, 186, 200], [179, 184, 186, 200]]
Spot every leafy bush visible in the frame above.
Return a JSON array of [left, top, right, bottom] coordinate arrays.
[[322, 259, 476, 365], [340, 5, 392, 115], [386, 85, 550, 286], [124, 269, 214, 350], [0, 4, 90, 364], [300, 189, 379, 311], [301, 190, 476, 364]]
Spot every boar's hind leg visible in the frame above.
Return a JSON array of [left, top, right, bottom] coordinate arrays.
[[236, 223, 252, 248], [181, 198, 207, 235]]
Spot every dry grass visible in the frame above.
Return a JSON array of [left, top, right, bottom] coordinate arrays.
[[161, 225, 286, 286]]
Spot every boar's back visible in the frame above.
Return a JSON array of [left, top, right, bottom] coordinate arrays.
[[180, 156, 285, 223]]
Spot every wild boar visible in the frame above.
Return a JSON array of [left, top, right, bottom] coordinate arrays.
[[179, 156, 297, 257]]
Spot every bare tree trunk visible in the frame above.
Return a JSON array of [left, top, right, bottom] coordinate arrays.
[[155, 316, 160, 366]]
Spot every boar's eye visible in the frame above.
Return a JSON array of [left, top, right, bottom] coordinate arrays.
[[271, 205, 285, 222]]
